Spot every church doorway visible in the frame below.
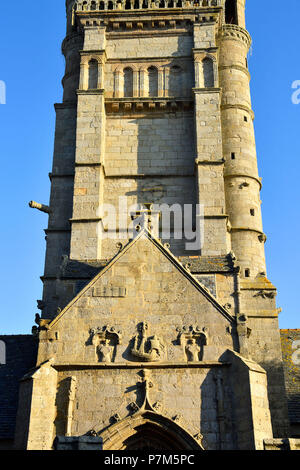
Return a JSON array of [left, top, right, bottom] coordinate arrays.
[[121, 423, 185, 451], [100, 412, 204, 451]]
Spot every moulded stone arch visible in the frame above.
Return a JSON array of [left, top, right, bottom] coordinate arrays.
[[99, 410, 205, 451], [81, 55, 103, 65], [113, 64, 124, 74]]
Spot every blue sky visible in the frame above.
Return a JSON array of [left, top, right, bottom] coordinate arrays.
[[0, 1, 299, 334]]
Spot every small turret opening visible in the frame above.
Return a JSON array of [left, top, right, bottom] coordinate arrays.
[[231, 152, 236, 160], [245, 269, 250, 278], [225, 0, 238, 25], [250, 209, 255, 216]]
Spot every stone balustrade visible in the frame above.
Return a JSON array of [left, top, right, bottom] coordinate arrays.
[[74, 0, 221, 12]]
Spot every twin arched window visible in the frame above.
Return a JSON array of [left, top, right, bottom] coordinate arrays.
[[120, 65, 183, 98], [122, 66, 159, 97]]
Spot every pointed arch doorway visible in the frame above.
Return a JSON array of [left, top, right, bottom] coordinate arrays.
[[121, 422, 185, 451], [99, 411, 204, 451]]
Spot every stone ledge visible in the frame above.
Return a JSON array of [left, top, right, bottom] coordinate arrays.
[[105, 97, 194, 113], [53, 361, 230, 371], [264, 438, 300, 451], [55, 435, 103, 451]]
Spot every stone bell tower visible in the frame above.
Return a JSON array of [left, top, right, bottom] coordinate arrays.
[[19, 0, 293, 450], [40, 0, 268, 322]]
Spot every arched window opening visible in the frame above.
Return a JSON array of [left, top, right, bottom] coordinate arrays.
[[88, 59, 98, 89], [169, 65, 182, 97], [147, 67, 158, 97], [202, 58, 214, 88], [225, 0, 238, 25], [124, 67, 133, 97]]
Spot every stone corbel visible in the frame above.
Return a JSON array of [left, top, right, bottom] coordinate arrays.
[[258, 233, 267, 244]]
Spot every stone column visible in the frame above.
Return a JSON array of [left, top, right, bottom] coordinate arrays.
[[133, 68, 139, 97], [140, 68, 147, 97], [158, 68, 164, 97]]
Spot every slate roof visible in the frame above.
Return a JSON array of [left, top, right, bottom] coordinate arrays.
[[178, 255, 235, 273], [61, 254, 235, 280], [61, 259, 106, 279], [280, 329, 300, 424], [0, 335, 38, 440]]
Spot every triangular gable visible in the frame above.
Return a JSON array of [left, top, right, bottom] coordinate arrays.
[[49, 228, 235, 329]]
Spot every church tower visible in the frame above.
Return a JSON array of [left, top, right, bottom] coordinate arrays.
[[16, 0, 292, 450]]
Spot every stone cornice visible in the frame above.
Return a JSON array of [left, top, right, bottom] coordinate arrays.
[[219, 64, 250, 80], [217, 24, 252, 50], [77, 89, 105, 95], [49, 172, 75, 181], [193, 87, 221, 94], [221, 103, 255, 120], [54, 102, 77, 110], [53, 361, 230, 371], [195, 158, 225, 165], [224, 173, 262, 189]]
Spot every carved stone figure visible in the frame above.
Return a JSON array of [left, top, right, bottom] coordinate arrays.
[[98, 340, 112, 363], [185, 339, 201, 362], [131, 322, 164, 362]]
